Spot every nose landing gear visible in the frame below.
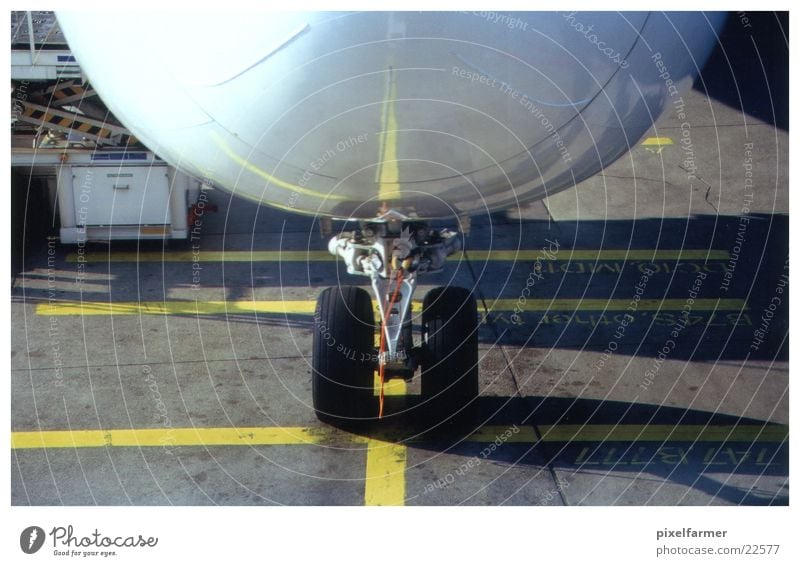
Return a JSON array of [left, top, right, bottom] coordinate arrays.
[[311, 212, 479, 427]]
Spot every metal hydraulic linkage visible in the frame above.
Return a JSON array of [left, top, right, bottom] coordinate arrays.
[[328, 211, 461, 371]]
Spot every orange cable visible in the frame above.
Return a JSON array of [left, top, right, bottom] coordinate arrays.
[[377, 269, 404, 418]]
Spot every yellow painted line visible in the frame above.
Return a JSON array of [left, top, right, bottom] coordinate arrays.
[[68, 250, 336, 263], [10, 427, 333, 450], [12, 424, 787, 451], [468, 424, 788, 443], [536, 424, 788, 443], [486, 298, 746, 311], [140, 226, 170, 235], [364, 437, 407, 506], [468, 426, 539, 443], [509, 249, 728, 261], [373, 373, 407, 397], [66, 249, 730, 263], [642, 136, 674, 146], [11, 423, 785, 510], [37, 297, 748, 317], [210, 131, 346, 201], [376, 66, 401, 201], [13, 424, 784, 509], [36, 300, 320, 316]]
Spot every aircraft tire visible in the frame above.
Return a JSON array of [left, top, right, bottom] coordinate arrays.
[[312, 286, 377, 425], [420, 286, 479, 426]]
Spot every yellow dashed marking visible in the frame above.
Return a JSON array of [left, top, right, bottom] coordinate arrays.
[[642, 137, 674, 146], [66, 249, 730, 263], [10, 427, 330, 450], [642, 136, 674, 154], [13, 424, 785, 507], [210, 131, 346, 202], [376, 66, 401, 201], [12, 424, 787, 451], [536, 424, 788, 443], [373, 373, 407, 397], [363, 437, 407, 506], [36, 300, 320, 316], [37, 298, 748, 317]]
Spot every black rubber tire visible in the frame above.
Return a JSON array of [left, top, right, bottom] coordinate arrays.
[[312, 286, 377, 424], [420, 286, 479, 424]]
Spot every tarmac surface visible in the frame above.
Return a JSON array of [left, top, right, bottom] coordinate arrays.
[[11, 14, 788, 505]]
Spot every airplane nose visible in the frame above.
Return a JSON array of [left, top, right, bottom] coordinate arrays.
[[56, 11, 726, 219]]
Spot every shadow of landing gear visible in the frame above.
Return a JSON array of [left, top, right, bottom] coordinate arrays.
[[347, 394, 788, 506]]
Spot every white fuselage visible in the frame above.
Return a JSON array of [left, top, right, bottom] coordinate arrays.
[[57, 11, 726, 219]]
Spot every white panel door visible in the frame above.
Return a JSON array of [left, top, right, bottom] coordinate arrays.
[[72, 166, 172, 226]]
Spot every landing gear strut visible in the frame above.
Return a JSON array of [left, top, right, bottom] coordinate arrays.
[[311, 211, 479, 426]]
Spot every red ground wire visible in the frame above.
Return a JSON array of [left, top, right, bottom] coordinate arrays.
[[377, 269, 404, 418]]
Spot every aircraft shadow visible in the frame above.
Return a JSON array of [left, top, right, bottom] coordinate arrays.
[[358, 394, 789, 506]]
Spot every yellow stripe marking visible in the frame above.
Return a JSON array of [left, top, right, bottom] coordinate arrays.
[[66, 249, 729, 263], [10, 427, 331, 450], [364, 437, 406, 505], [12, 423, 785, 509], [373, 373, 407, 397], [37, 300, 320, 316], [468, 426, 539, 443], [210, 131, 346, 202], [468, 249, 728, 261], [37, 298, 748, 317], [642, 136, 674, 146], [12, 424, 787, 451], [140, 226, 170, 235], [536, 424, 788, 443], [376, 66, 401, 201]]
